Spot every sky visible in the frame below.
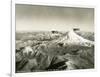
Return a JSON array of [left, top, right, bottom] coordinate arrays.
[[16, 4, 94, 32]]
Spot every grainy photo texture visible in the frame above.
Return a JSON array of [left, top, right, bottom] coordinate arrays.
[[15, 4, 94, 73]]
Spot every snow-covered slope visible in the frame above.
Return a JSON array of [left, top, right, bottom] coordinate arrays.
[[57, 30, 94, 48]]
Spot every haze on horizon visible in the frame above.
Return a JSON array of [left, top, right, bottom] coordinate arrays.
[[16, 4, 94, 32]]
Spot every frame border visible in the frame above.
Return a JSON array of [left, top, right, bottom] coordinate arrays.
[[11, 0, 96, 77]]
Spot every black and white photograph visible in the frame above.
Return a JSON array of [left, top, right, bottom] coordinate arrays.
[[15, 4, 94, 73]]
